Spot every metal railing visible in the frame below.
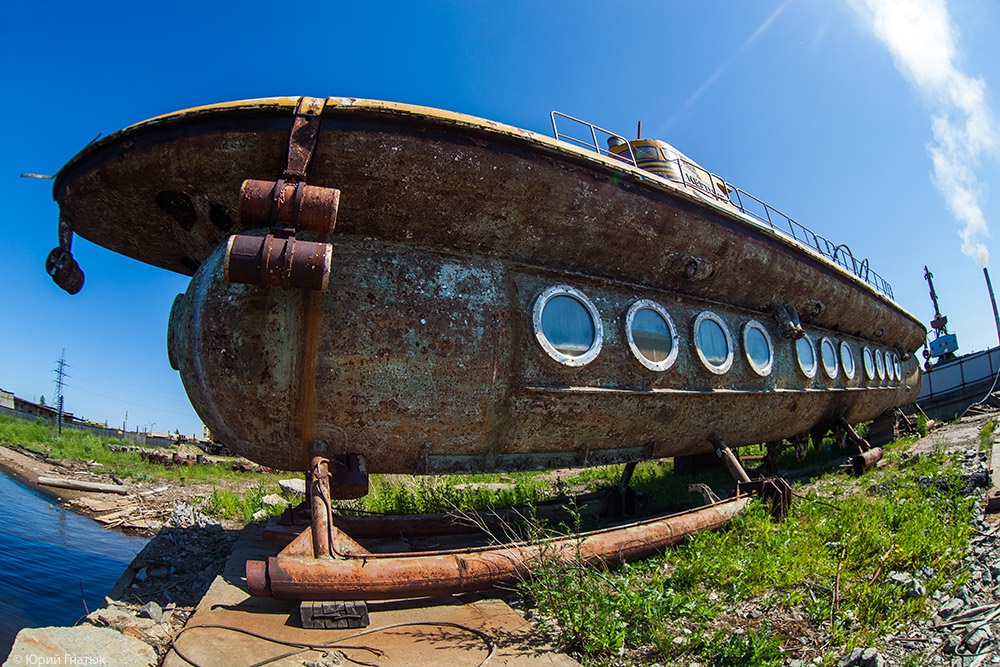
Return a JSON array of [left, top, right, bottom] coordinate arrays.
[[551, 111, 894, 300]]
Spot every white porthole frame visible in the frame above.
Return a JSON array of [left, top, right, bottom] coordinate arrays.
[[840, 341, 857, 380], [819, 337, 840, 380], [693, 311, 735, 375], [625, 300, 680, 372], [894, 356, 903, 381], [532, 285, 604, 367], [875, 348, 886, 381], [863, 346, 876, 381], [796, 334, 818, 379], [742, 319, 774, 377]]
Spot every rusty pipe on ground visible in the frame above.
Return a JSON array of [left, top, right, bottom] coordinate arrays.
[[247, 496, 751, 600], [837, 415, 872, 452], [851, 447, 883, 475]]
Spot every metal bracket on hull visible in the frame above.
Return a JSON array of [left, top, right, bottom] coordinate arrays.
[[769, 299, 804, 340], [709, 430, 792, 519], [225, 96, 339, 291], [45, 216, 85, 295]]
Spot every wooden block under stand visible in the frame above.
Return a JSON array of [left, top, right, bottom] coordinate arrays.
[[300, 600, 370, 629], [866, 413, 899, 448]]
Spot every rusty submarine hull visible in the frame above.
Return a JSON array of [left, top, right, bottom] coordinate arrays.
[[50, 96, 925, 474]]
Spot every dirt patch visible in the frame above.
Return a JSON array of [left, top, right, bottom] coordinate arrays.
[[906, 412, 994, 457]]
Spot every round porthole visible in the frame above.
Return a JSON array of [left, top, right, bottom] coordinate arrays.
[[742, 320, 773, 376], [796, 335, 817, 379], [863, 347, 876, 381], [894, 356, 903, 380], [625, 300, 679, 371], [840, 341, 856, 380], [532, 285, 603, 367], [693, 311, 734, 374], [875, 349, 886, 380], [820, 337, 839, 379]]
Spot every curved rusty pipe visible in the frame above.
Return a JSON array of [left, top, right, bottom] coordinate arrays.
[[246, 496, 751, 600]]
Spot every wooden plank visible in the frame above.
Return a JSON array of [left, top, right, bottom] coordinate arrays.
[[37, 476, 128, 495]]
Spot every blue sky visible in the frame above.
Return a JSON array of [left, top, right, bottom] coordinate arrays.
[[2, 0, 999, 436]]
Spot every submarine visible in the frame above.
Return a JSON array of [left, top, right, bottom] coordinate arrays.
[[46, 96, 925, 476]]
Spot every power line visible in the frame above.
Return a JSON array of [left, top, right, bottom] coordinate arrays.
[[54, 349, 69, 436]]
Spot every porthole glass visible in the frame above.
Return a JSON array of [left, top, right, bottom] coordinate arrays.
[[863, 347, 876, 381], [820, 337, 839, 379], [796, 335, 817, 379], [894, 357, 903, 380], [742, 320, 773, 376], [885, 353, 895, 381], [840, 342, 856, 380], [532, 285, 603, 366], [875, 349, 886, 380], [693, 312, 734, 374], [625, 300, 679, 371]]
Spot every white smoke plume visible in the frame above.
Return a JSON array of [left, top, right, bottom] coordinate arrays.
[[847, 0, 996, 267]]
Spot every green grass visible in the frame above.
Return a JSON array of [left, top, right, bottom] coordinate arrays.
[[203, 483, 285, 523], [345, 472, 551, 515], [979, 418, 996, 450], [0, 414, 277, 487], [517, 437, 976, 666]]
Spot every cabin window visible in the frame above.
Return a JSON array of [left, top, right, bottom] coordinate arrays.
[[693, 312, 734, 374], [796, 336, 817, 378], [634, 145, 659, 159], [742, 320, 773, 376], [840, 342, 856, 380], [820, 337, 839, 379], [874, 349, 886, 380], [894, 356, 903, 380], [626, 300, 679, 371], [887, 353, 898, 382], [533, 286, 603, 367], [863, 347, 876, 381]]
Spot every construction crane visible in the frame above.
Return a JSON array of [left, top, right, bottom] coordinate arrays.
[[923, 265, 959, 368]]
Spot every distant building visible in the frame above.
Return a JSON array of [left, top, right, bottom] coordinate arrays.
[[12, 396, 74, 423], [0, 388, 13, 410]]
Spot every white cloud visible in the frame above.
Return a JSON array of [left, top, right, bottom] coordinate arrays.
[[848, 0, 996, 266]]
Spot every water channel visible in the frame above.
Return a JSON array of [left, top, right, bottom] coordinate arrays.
[[0, 470, 148, 656]]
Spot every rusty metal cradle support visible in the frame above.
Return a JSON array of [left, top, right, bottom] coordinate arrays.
[[247, 495, 751, 601]]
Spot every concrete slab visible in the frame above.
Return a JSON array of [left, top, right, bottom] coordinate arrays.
[[986, 428, 1000, 513], [4, 625, 157, 667], [163, 524, 579, 667]]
